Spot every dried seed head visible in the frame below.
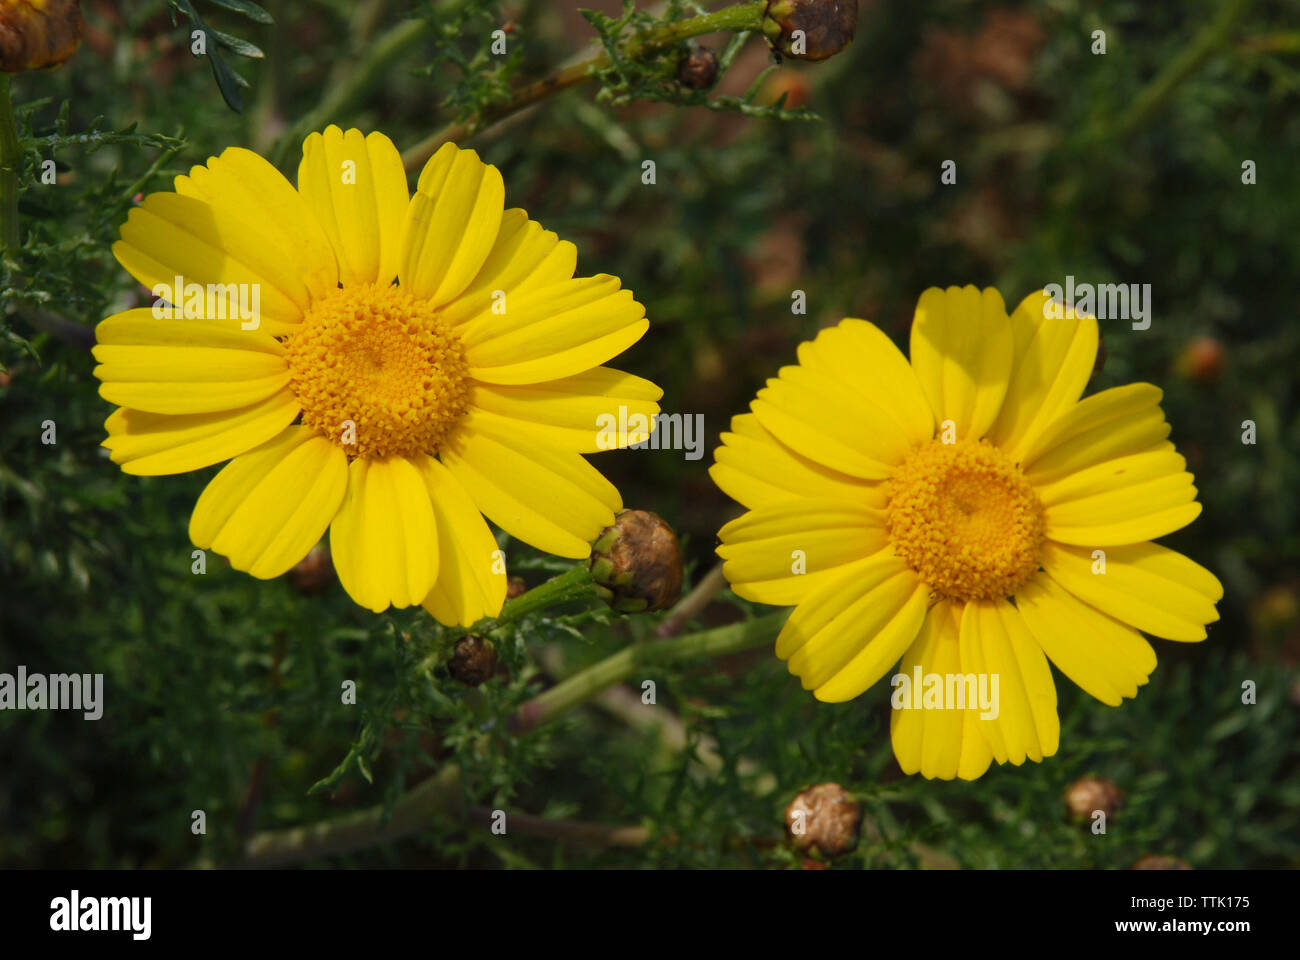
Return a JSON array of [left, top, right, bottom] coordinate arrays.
[[448, 635, 497, 687], [1064, 776, 1126, 822], [677, 43, 718, 89], [784, 782, 861, 857], [763, 0, 857, 62], [0, 0, 83, 73], [588, 509, 684, 613]]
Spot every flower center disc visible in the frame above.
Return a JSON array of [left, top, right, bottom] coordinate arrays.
[[885, 439, 1044, 602], [284, 283, 470, 459]]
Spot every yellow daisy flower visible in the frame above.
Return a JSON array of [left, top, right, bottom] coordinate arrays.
[[711, 285, 1222, 780], [93, 126, 661, 624]]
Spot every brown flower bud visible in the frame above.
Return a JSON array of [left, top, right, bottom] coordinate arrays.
[[1131, 854, 1192, 870], [784, 782, 861, 857], [0, 0, 82, 73], [677, 43, 718, 90], [763, 0, 857, 63], [288, 544, 335, 596], [1064, 776, 1125, 822], [506, 576, 528, 600], [448, 635, 497, 687], [588, 509, 684, 613]]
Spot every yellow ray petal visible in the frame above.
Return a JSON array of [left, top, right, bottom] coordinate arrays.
[[441, 413, 620, 558], [1042, 449, 1201, 545], [189, 427, 348, 579], [400, 142, 505, 306], [909, 285, 1012, 441], [171, 144, 338, 303], [773, 549, 928, 699], [986, 290, 1098, 461], [329, 456, 440, 612], [709, 413, 886, 511], [960, 600, 1059, 765], [1015, 572, 1157, 706], [796, 318, 935, 446], [468, 367, 663, 452], [461, 276, 649, 385], [1041, 540, 1222, 641], [415, 456, 508, 627], [93, 309, 290, 415], [1024, 383, 1170, 484], [298, 126, 409, 287], [437, 208, 578, 326], [717, 498, 889, 606], [102, 391, 301, 476], [890, 599, 995, 781]]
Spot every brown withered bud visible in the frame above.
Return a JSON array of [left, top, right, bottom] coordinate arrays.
[[784, 782, 861, 857], [288, 544, 335, 596], [448, 635, 497, 687], [506, 576, 528, 600], [677, 43, 718, 89], [588, 509, 684, 613], [763, 0, 857, 63], [1131, 854, 1193, 870], [1064, 776, 1126, 822], [0, 0, 83, 72]]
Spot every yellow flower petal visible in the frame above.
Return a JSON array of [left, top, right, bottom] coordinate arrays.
[[93, 309, 290, 415], [468, 366, 663, 452], [461, 276, 649, 385], [171, 145, 338, 303], [437, 208, 578, 326], [796, 318, 935, 446], [1016, 572, 1157, 706], [189, 426, 348, 579], [909, 285, 1013, 440], [751, 361, 912, 478], [329, 456, 440, 612], [415, 456, 508, 627], [959, 600, 1059, 765], [1041, 540, 1222, 641], [102, 392, 301, 476], [774, 549, 927, 699], [717, 499, 889, 606], [441, 412, 620, 558], [891, 600, 994, 781], [400, 142, 505, 306], [298, 126, 409, 287], [986, 290, 1099, 461], [1041, 449, 1201, 545], [1023, 383, 1170, 484], [709, 413, 886, 511]]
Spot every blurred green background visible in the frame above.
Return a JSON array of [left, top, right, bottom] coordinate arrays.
[[1, 0, 1297, 868]]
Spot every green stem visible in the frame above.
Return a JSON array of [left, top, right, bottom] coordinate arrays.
[[1114, 0, 1253, 141], [400, 0, 769, 170], [510, 611, 787, 734], [492, 564, 597, 625], [0, 74, 21, 256], [241, 611, 786, 864], [243, 764, 461, 866]]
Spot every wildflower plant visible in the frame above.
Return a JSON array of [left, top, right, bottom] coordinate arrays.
[[1, 0, 1297, 876]]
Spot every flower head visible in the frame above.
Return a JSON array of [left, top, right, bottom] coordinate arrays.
[[94, 126, 662, 625], [712, 286, 1222, 780]]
